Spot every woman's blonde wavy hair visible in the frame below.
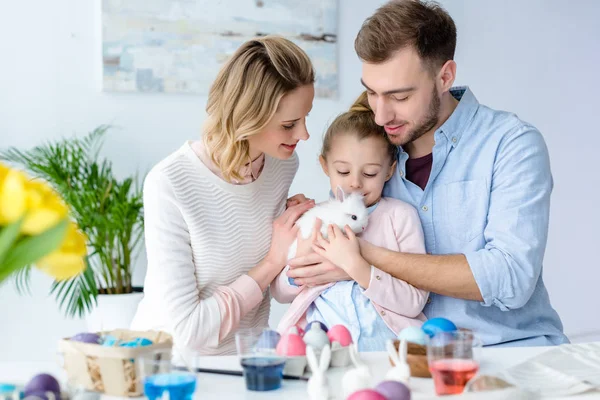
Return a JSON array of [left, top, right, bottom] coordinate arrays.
[[321, 91, 398, 163], [203, 36, 315, 182]]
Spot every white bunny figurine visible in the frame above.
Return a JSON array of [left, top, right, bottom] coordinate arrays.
[[341, 343, 372, 399], [386, 338, 411, 384], [306, 344, 331, 400], [287, 187, 369, 260]]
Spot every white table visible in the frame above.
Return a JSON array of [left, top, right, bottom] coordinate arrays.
[[2, 345, 599, 399]]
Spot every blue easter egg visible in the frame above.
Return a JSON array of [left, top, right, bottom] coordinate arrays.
[[422, 318, 457, 337], [398, 326, 427, 345], [256, 330, 281, 350], [119, 337, 153, 348], [0, 384, 17, 394], [102, 335, 119, 347], [305, 321, 328, 333]]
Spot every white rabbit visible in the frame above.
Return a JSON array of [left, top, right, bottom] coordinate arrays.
[[306, 344, 331, 400], [287, 187, 369, 260], [341, 343, 372, 399], [386, 338, 411, 384]]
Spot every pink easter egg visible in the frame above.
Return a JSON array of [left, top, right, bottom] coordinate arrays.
[[276, 333, 306, 356], [327, 325, 353, 347], [347, 389, 387, 400], [287, 325, 304, 337]]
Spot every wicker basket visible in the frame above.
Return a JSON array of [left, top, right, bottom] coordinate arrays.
[[390, 339, 431, 378], [58, 329, 173, 397]]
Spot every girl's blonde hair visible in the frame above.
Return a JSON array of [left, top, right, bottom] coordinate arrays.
[[203, 36, 315, 182], [321, 91, 398, 162]]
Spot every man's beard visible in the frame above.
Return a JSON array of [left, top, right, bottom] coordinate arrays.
[[388, 86, 441, 147]]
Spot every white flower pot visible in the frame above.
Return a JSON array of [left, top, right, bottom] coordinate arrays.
[[85, 288, 144, 332]]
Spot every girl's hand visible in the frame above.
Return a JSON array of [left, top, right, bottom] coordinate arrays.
[[266, 200, 315, 268], [286, 193, 313, 208], [313, 224, 371, 287]]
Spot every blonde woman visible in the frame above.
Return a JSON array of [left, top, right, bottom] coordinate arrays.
[[132, 37, 316, 355]]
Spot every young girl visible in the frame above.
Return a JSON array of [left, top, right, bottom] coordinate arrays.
[[271, 92, 428, 351]]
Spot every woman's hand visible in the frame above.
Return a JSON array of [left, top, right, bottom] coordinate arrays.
[[266, 200, 315, 268], [295, 218, 322, 257], [249, 200, 315, 291], [286, 193, 313, 208]]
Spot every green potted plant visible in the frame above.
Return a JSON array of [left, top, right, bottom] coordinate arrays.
[[1, 126, 145, 330]]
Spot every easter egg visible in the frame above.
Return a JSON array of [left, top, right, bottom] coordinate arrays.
[[102, 335, 119, 347], [305, 321, 328, 333], [303, 323, 330, 350], [293, 325, 305, 336], [397, 326, 427, 345], [256, 329, 281, 350], [347, 389, 387, 400], [0, 384, 17, 393], [422, 318, 457, 337], [276, 333, 306, 356], [24, 374, 60, 398], [119, 337, 153, 347], [375, 380, 411, 400], [327, 325, 352, 347], [70, 332, 101, 344]]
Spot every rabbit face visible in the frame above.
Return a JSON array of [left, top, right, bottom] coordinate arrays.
[[337, 191, 369, 234]]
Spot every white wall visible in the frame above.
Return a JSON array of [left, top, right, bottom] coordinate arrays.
[[1, 0, 599, 362]]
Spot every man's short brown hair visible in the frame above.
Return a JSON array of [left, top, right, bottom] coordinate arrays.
[[355, 0, 457, 72]]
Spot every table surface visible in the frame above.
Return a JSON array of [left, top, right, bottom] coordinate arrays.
[[2, 344, 599, 399]]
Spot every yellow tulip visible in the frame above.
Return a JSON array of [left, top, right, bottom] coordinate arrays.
[[36, 221, 87, 280], [21, 180, 69, 236], [0, 163, 27, 225]]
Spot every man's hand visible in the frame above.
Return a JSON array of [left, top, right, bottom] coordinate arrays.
[[287, 252, 351, 287]]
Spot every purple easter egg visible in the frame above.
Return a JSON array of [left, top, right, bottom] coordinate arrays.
[[421, 318, 457, 337], [24, 391, 56, 400], [70, 332, 101, 344], [348, 389, 387, 400], [24, 374, 60, 398], [375, 380, 411, 400], [304, 321, 328, 333], [256, 329, 281, 350]]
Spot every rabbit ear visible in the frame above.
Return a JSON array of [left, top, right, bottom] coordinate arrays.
[[349, 343, 361, 367], [335, 186, 346, 202], [399, 338, 408, 364], [386, 340, 400, 363], [319, 344, 331, 372], [306, 345, 319, 371]]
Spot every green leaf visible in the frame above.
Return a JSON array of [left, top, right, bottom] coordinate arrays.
[[13, 265, 32, 295], [50, 261, 98, 318], [0, 218, 24, 266], [0, 219, 68, 282]]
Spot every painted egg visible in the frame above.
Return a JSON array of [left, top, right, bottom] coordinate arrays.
[[421, 318, 457, 337], [347, 389, 387, 400], [276, 332, 306, 356], [119, 337, 153, 347], [303, 323, 330, 350], [292, 325, 305, 336], [327, 325, 352, 347], [102, 335, 119, 347], [397, 326, 427, 345], [304, 321, 328, 333], [24, 374, 60, 398], [70, 332, 101, 344], [256, 329, 281, 350], [375, 380, 411, 400]]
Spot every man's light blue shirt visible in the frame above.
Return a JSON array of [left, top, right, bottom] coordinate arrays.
[[384, 87, 568, 347]]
